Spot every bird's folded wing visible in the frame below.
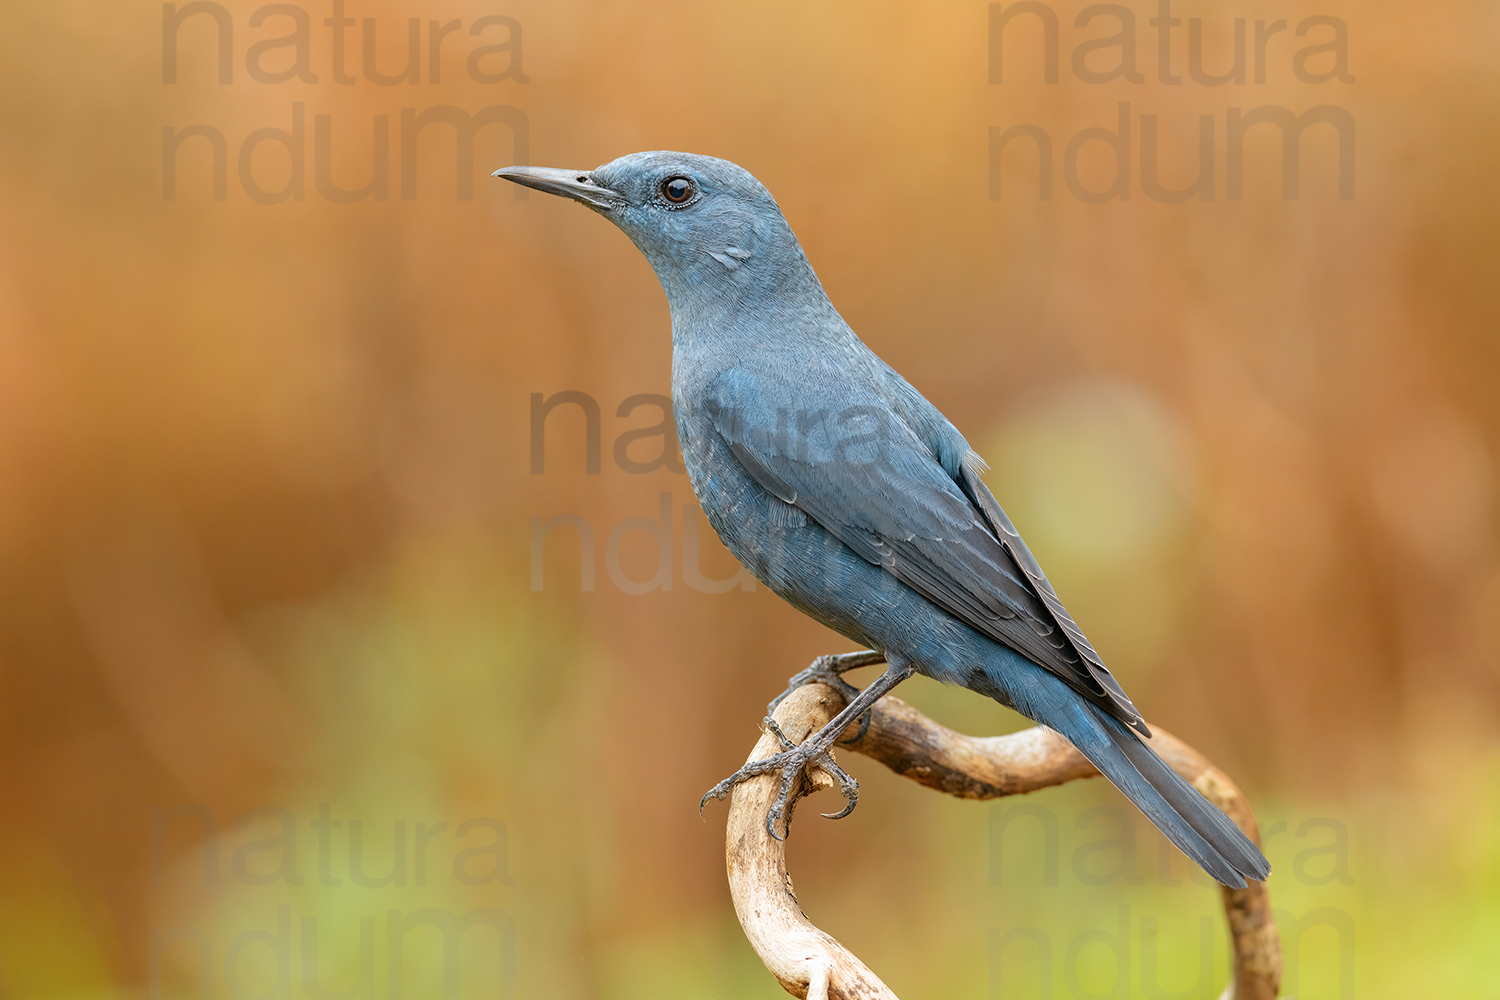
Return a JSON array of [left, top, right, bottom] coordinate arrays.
[[707, 387, 1147, 735], [956, 463, 1147, 734]]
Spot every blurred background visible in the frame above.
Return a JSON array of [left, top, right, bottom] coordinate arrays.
[[1, 0, 1496, 996]]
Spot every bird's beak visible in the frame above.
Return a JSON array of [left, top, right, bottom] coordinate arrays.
[[491, 165, 626, 210]]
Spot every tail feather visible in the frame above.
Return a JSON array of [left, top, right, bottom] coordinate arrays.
[[1095, 709, 1271, 883], [1013, 671, 1271, 888]]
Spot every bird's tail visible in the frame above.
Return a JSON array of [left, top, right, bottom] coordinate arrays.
[[1008, 667, 1270, 889]]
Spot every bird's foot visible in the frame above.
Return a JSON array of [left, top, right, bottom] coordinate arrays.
[[699, 717, 860, 841], [767, 650, 886, 745]]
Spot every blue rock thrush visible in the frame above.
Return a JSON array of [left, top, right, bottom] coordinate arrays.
[[495, 152, 1269, 888]]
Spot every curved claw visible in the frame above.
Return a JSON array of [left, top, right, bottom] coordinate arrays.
[[816, 756, 860, 820], [837, 708, 873, 746], [820, 799, 858, 821], [703, 735, 861, 841]]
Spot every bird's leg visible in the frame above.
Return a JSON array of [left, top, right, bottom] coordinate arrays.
[[767, 649, 887, 744], [702, 659, 914, 840]]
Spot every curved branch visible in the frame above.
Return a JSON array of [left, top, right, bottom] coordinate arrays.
[[724, 683, 1281, 1000]]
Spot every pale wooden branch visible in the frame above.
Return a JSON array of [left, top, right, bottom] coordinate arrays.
[[725, 683, 1282, 1000]]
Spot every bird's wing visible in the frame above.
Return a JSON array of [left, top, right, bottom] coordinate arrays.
[[707, 379, 1148, 735], [954, 461, 1146, 733]]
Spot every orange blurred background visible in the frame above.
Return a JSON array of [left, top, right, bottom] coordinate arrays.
[[1, 1, 1496, 997]]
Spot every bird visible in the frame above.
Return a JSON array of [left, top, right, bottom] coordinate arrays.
[[494, 152, 1270, 889]]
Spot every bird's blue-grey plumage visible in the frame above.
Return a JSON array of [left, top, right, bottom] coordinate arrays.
[[495, 151, 1270, 888]]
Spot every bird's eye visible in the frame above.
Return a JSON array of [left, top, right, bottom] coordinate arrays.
[[661, 176, 697, 204]]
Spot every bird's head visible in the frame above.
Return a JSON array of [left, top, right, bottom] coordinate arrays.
[[493, 151, 824, 319]]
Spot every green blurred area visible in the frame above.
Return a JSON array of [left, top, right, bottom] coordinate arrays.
[[1, 0, 1498, 997]]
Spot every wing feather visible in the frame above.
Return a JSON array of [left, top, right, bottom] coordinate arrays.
[[706, 389, 1147, 734]]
